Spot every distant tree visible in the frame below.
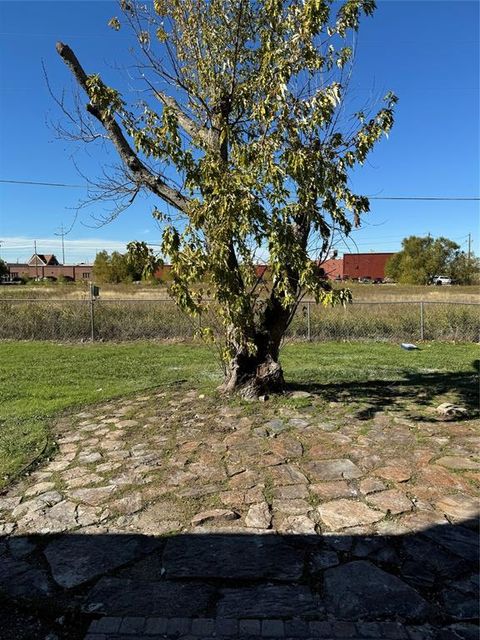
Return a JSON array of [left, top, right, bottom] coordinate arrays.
[[110, 251, 131, 283], [451, 252, 480, 285], [126, 241, 162, 281], [386, 236, 477, 285], [0, 259, 8, 280], [56, 0, 397, 396], [92, 250, 113, 283]]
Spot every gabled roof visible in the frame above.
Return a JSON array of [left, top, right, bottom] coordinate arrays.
[[27, 253, 60, 266]]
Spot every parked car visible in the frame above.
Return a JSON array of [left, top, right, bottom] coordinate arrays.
[[432, 275, 452, 286]]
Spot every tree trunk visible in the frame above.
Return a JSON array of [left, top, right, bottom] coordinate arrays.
[[218, 298, 293, 398]]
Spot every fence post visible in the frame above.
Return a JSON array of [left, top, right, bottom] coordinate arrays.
[[420, 301, 424, 341], [90, 287, 95, 341], [307, 301, 311, 342]]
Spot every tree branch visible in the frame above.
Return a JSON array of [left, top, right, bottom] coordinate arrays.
[[56, 41, 190, 213]]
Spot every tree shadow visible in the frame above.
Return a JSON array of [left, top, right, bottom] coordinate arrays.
[[287, 360, 479, 422], [0, 519, 478, 639]]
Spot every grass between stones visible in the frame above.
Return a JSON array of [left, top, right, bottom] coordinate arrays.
[[0, 340, 478, 488]]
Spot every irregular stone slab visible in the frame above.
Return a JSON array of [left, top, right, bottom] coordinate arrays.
[[128, 501, 187, 535], [12, 491, 63, 519], [324, 560, 429, 621], [441, 586, 479, 620], [269, 464, 308, 485], [310, 550, 340, 573], [78, 451, 103, 464], [228, 470, 261, 489], [273, 499, 311, 515], [163, 535, 305, 580], [289, 418, 310, 429], [17, 500, 78, 534], [0, 523, 15, 535], [24, 482, 55, 497], [366, 489, 413, 515], [273, 484, 309, 500], [402, 537, 469, 580], [310, 481, 357, 500], [359, 478, 386, 495], [435, 457, 480, 471], [245, 503, 271, 529], [318, 499, 384, 530], [66, 472, 104, 489], [0, 496, 21, 511], [85, 577, 215, 616], [268, 437, 303, 460], [303, 459, 362, 482], [110, 493, 143, 515], [191, 509, 240, 527], [67, 485, 117, 506], [44, 534, 159, 588], [263, 419, 288, 436], [276, 514, 316, 534], [422, 524, 479, 563], [374, 464, 412, 482], [44, 460, 71, 472], [8, 537, 36, 558], [217, 584, 319, 618], [435, 495, 479, 523], [0, 556, 52, 600], [76, 503, 104, 527], [96, 462, 122, 473]]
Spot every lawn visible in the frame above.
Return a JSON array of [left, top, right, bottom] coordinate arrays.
[[0, 340, 478, 488]]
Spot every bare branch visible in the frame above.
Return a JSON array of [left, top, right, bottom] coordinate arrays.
[[56, 41, 190, 213]]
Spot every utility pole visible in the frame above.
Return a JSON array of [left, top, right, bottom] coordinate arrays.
[[467, 233, 471, 262], [55, 223, 66, 264], [34, 240, 38, 279]]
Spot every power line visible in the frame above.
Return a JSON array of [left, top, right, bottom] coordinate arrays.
[[0, 179, 86, 189], [368, 196, 480, 201], [0, 178, 479, 201]]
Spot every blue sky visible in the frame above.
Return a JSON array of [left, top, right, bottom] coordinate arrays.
[[0, 0, 478, 264]]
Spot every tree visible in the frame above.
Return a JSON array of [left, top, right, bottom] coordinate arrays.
[[126, 241, 162, 281], [56, 0, 397, 397], [92, 250, 113, 283], [93, 244, 160, 283], [0, 259, 8, 280], [386, 236, 478, 285]]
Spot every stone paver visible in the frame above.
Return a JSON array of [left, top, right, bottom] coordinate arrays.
[[0, 386, 477, 639]]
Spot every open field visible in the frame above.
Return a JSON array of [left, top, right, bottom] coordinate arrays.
[[0, 340, 477, 488], [1, 296, 478, 342], [0, 281, 478, 301]]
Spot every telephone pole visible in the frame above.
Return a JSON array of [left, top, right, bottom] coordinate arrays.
[[467, 233, 471, 261], [55, 223, 66, 264], [34, 240, 39, 279]]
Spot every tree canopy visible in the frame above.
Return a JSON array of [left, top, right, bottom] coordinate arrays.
[[56, 0, 397, 396], [386, 236, 479, 285], [0, 259, 8, 280], [92, 242, 160, 283]]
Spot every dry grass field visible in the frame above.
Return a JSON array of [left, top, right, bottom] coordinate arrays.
[[0, 281, 478, 302]]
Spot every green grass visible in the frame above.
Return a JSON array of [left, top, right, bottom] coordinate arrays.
[[0, 340, 478, 487]]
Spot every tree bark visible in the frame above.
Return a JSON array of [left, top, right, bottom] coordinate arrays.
[[218, 297, 294, 398]]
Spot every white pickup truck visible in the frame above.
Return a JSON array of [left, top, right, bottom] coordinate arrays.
[[432, 275, 452, 285]]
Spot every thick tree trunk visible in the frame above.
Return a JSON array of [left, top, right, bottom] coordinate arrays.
[[218, 297, 294, 398], [219, 349, 285, 399]]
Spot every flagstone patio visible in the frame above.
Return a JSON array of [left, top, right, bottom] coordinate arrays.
[[0, 386, 478, 639]]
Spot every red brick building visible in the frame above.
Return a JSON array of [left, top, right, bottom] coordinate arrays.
[[6, 254, 93, 282], [322, 252, 394, 281]]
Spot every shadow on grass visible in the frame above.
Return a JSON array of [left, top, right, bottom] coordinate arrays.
[[287, 360, 479, 421], [0, 519, 478, 639]]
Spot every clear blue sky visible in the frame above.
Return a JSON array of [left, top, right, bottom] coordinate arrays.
[[0, 0, 478, 264]]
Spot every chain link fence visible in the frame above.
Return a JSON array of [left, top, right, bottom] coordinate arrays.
[[0, 298, 478, 343]]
